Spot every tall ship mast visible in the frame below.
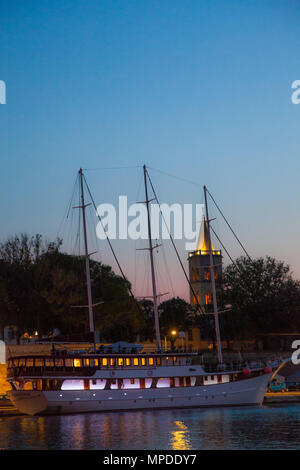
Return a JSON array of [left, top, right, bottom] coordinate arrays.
[[143, 164, 161, 351], [204, 185, 223, 364], [6, 167, 278, 416], [78, 168, 96, 352]]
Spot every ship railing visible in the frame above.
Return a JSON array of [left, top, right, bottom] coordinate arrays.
[[201, 360, 267, 373]]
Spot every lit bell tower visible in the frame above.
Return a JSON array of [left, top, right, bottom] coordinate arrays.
[[188, 216, 222, 310]]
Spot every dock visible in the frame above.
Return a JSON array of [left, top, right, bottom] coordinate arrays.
[[0, 398, 23, 416], [264, 391, 300, 404]]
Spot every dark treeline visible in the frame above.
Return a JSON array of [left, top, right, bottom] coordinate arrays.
[[0, 234, 299, 345], [0, 234, 145, 342], [198, 256, 300, 347]]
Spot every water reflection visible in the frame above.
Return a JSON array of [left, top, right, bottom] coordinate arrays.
[[170, 421, 191, 450], [0, 405, 299, 450]]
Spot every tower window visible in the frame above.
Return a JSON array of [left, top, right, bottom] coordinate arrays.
[[205, 293, 212, 304], [204, 268, 210, 280]]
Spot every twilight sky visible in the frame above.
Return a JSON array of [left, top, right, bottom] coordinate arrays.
[[0, 0, 299, 301]]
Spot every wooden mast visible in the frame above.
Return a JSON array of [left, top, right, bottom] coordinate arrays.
[[79, 168, 96, 352], [204, 185, 223, 363], [143, 164, 162, 350]]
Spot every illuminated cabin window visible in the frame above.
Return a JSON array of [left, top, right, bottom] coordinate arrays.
[[65, 358, 73, 367], [94, 358, 99, 366], [24, 381, 33, 390], [19, 359, 26, 366], [90, 379, 106, 389], [26, 358, 34, 367], [118, 358, 124, 366], [157, 357, 161, 365], [141, 358, 146, 366], [205, 293, 212, 304], [55, 359, 64, 367], [84, 358, 90, 367], [110, 358, 115, 366], [62, 380, 84, 390], [102, 358, 108, 366], [126, 358, 131, 366], [45, 359, 54, 368], [148, 357, 154, 366], [36, 358, 44, 367], [74, 358, 81, 368], [157, 378, 170, 388], [133, 358, 139, 366]]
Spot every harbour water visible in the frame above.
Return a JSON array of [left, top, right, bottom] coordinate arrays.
[[0, 404, 299, 450]]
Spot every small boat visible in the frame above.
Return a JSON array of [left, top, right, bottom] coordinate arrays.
[[7, 166, 275, 415]]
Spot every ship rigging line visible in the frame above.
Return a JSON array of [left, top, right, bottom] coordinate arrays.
[[82, 173, 142, 314], [146, 168, 205, 315], [148, 166, 250, 261], [206, 188, 251, 260], [209, 225, 239, 270], [147, 166, 201, 188], [83, 165, 142, 171]]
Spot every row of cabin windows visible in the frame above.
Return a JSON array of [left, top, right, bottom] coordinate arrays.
[[191, 267, 218, 281], [8, 356, 187, 368], [14, 375, 231, 391]]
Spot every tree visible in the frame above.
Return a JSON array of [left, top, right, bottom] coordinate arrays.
[[139, 299, 155, 342], [0, 233, 146, 343], [219, 256, 300, 341], [0, 234, 62, 341], [158, 297, 195, 340]]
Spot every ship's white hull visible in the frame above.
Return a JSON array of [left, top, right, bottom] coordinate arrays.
[[8, 373, 271, 416]]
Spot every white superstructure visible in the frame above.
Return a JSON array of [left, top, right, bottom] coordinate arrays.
[[7, 351, 273, 415]]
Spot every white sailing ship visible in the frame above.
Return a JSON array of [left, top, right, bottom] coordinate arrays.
[[8, 166, 275, 415]]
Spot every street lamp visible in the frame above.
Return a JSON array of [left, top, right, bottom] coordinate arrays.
[[170, 330, 177, 351], [164, 330, 177, 351]]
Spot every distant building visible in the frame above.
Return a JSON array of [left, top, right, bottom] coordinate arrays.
[[188, 216, 222, 310], [4, 326, 18, 344]]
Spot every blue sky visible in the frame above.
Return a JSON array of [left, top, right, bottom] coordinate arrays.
[[0, 0, 299, 299]]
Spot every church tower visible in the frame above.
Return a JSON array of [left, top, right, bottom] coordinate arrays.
[[188, 216, 222, 310]]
